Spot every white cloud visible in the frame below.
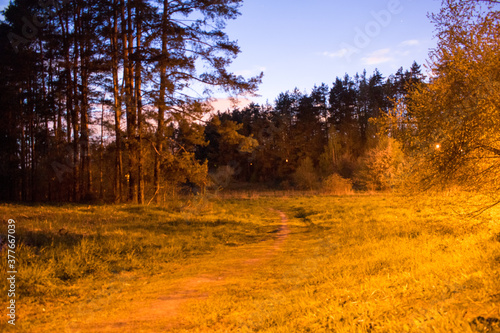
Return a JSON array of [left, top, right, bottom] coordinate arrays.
[[322, 49, 350, 58], [361, 48, 393, 65], [400, 39, 420, 47]]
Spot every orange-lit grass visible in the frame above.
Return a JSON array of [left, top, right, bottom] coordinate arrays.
[[178, 195, 500, 332], [0, 198, 279, 332], [1, 194, 499, 332]]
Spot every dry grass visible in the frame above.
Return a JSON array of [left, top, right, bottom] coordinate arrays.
[[179, 195, 500, 332], [1, 194, 499, 332]]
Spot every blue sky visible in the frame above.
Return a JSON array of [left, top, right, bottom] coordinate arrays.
[[223, 0, 442, 105], [0, 0, 442, 107]]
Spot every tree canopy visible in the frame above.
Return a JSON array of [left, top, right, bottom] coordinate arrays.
[[404, 0, 500, 206], [4, 0, 498, 203], [0, 0, 261, 202]]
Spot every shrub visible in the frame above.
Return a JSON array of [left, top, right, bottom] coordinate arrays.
[[209, 165, 236, 189], [355, 137, 406, 191], [322, 173, 353, 195], [293, 157, 319, 190]]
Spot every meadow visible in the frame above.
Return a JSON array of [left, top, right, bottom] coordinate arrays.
[[1, 194, 500, 332]]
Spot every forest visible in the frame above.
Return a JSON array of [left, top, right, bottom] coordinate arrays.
[[1, 1, 500, 331], [1, 0, 500, 208], [0, 0, 423, 203]]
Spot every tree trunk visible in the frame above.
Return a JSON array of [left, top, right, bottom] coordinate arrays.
[[154, 0, 169, 204], [79, 3, 92, 200], [72, 6, 80, 202], [99, 101, 104, 200], [135, 4, 144, 204], [122, 0, 137, 203], [62, 9, 73, 202], [112, 0, 123, 203]]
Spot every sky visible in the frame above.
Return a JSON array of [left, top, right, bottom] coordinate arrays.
[[219, 0, 443, 107], [0, 0, 443, 109]]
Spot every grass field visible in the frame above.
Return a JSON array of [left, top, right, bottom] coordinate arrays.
[[1, 194, 500, 332]]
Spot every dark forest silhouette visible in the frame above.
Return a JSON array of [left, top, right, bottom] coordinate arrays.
[[1, 0, 499, 205]]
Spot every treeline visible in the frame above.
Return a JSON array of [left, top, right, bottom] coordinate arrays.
[[0, 0, 260, 203], [201, 64, 424, 191], [0, 0, 427, 203]]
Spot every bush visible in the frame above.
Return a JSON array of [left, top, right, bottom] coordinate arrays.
[[355, 137, 406, 191], [209, 165, 236, 189], [293, 157, 319, 190], [322, 173, 353, 195]]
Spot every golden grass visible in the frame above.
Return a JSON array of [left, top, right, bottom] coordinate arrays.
[[1, 194, 499, 332], [179, 195, 500, 332]]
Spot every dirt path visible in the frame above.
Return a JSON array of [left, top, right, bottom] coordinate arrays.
[[72, 210, 290, 332]]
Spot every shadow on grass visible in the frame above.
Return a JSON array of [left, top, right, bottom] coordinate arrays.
[[293, 207, 318, 222], [291, 207, 332, 233], [19, 229, 85, 249], [12, 218, 275, 253]]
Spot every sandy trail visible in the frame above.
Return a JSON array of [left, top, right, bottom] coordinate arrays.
[[72, 210, 289, 332]]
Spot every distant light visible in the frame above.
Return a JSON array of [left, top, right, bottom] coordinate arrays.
[[435, 144, 441, 149], [285, 159, 289, 163]]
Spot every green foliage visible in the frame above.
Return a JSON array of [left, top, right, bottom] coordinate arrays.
[[163, 152, 209, 192], [293, 157, 319, 190], [1, 0, 435, 201], [322, 173, 353, 195], [199, 66, 423, 189], [0, 0, 262, 203], [201, 115, 258, 182], [209, 165, 236, 189], [404, 1, 500, 204], [356, 136, 406, 191], [213, 117, 259, 153]]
